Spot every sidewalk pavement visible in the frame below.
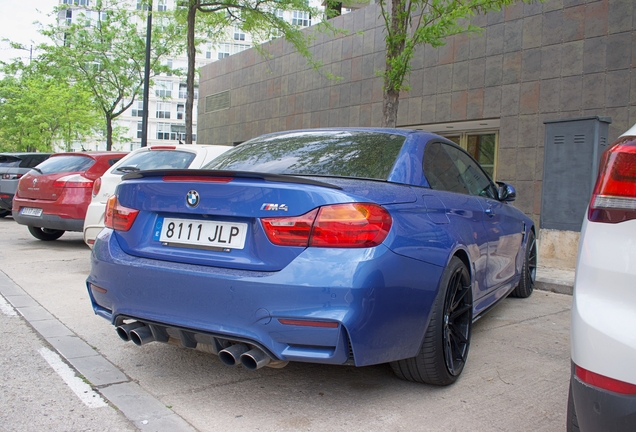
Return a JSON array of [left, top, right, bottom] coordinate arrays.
[[536, 265, 575, 295]]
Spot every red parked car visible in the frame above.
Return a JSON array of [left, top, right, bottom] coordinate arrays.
[[13, 151, 127, 241]]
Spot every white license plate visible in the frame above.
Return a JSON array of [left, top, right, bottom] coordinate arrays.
[[21, 207, 42, 217], [156, 217, 247, 250]]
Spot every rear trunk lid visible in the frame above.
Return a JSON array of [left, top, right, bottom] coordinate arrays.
[[113, 170, 417, 272]]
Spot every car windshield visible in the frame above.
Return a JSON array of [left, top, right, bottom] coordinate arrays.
[[203, 131, 406, 180], [36, 155, 95, 174], [115, 150, 196, 174], [0, 155, 22, 167]]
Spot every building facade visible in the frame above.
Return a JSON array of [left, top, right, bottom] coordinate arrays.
[[197, 0, 636, 263]]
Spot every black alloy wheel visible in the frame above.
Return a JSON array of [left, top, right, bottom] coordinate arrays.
[[391, 257, 472, 386], [510, 230, 536, 298], [442, 263, 472, 377], [27, 226, 65, 241]]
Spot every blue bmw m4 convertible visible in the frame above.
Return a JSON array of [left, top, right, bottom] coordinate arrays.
[[87, 128, 536, 386]]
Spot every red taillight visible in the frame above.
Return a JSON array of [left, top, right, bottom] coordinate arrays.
[[2, 173, 22, 180], [92, 177, 102, 197], [575, 365, 636, 395], [104, 196, 139, 231], [53, 174, 94, 188], [261, 203, 392, 248], [589, 138, 636, 223]]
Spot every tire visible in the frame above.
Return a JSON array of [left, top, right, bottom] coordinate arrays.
[[510, 230, 536, 298], [0, 209, 9, 218], [27, 226, 65, 241], [566, 379, 580, 432], [391, 256, 473, 386]]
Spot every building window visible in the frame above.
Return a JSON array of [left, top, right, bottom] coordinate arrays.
[[233, 26, 245, 41], [66, 9, 73, 25], [179, 83, 187, 99], [136, 122, 143, 139], [292, 11, 311, 27], [217, 43, 230, 59], [63, 0, 90, 5], [442, 132, 498, 180], [132, 101, 144, 117], [157, 0, 167, 11], [177, 103, 184, 120], [155, 80, 172, 98], [136, 1, 149, 11], [232, 44, 249, 54], [156, 102, 171, 119], [157, 123, 171, 140]]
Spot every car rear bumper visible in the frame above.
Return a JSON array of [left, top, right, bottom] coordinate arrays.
[[0, 194, 13, 211], [83, 201, 107, 247], [88, 228, 444, 367], [570, 366, 636, 432], [12, 210, 84, 232]]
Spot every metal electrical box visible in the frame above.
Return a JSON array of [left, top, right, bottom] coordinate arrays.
[[541, 116, 612, 232]]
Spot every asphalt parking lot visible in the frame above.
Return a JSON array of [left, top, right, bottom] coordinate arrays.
[[0, 217, 572, 431]]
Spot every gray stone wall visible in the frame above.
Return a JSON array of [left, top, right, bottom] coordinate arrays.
[[198, 0, 636, 224]]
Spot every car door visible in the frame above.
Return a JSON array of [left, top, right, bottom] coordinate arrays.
[[442, 144, 525, 293], [422, 141, 491, 299]]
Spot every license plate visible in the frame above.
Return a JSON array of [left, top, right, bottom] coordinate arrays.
[[21, 207, 42, 217], [154, 217, 247, 250]]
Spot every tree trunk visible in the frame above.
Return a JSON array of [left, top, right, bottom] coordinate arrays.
[[106, 115, 113, 151], [382, 89, 400, 128], [185, 1, 197, 144]]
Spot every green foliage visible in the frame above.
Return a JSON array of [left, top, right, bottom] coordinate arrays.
[[378, 0, 533, 126], [0, 61, 101, 152], [37, 0, 185, 149]]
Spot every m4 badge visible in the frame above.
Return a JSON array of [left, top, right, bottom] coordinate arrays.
[[261, 203, 288, 211]]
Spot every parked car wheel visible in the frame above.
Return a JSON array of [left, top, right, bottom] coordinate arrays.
[[28, 226, 65, 241], [0, 209, 9, 218], [566, 380, 580, 432], [509, 230, 536, 298], [391, 256, 472, 385]]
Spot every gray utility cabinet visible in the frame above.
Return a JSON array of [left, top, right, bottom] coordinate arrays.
[[541, 116, 612, 232]]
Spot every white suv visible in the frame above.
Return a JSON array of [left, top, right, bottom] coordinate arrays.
[[83, 144, 231, 247], [568, 124, 636, 431]]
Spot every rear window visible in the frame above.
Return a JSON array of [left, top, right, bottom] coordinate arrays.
[[114, 150, 196, 174], [0, 156, 21, 168], [36, 155, 95, 174], [203, 131, 406, 180]]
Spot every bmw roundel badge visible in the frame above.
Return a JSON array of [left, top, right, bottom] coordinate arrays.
[[186, 190, 200, 208]]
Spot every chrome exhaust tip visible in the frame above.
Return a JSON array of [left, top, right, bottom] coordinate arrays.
[[116, 322, 144, 342], [129, 326, 155, 346], [240, 348, 271, 370], [218, 343, 250, 367]]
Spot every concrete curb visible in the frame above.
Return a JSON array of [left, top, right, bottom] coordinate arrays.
[[0, 270, 196, 432], [535, 266, 575, 296]]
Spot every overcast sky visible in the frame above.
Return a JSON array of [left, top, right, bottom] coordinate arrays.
[[0, 0, 59, 64]]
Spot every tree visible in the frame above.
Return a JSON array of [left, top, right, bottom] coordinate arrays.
[[39, 0, 185, 150], [379, 0, 531, 127], [0, 61, 101, 152], [175, 0, 337, 143]]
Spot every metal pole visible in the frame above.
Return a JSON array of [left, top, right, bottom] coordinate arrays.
[[140, 1, 153, 147]]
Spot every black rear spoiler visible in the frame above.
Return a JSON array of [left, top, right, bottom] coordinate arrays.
[[121, 169, 343, 190]]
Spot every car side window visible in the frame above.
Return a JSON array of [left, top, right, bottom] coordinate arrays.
[[444, 144, 498, 199], [424, 142, 498, 199], [423, 142, 469, 194]]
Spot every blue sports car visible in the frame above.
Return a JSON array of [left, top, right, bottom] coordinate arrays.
[[87, 128, 536, 385]]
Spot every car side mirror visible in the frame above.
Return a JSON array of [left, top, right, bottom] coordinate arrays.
[[497, 182, 516, 202]]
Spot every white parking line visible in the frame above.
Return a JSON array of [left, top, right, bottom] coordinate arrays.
[[38, 347, 108, 409], [0, 294, 17, 316]]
